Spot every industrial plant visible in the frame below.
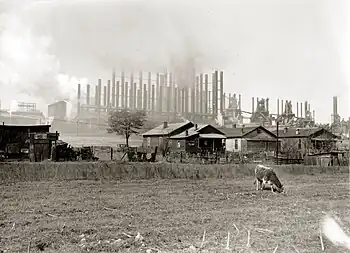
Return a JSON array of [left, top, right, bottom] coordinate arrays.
[[0, 69, 349, 138]]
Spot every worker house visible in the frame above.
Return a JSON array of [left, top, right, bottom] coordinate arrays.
[[222, 126, 278, 152], [142, 121, 226, 153], [271, 127, 339, 156], [169, 124, 226, 153]]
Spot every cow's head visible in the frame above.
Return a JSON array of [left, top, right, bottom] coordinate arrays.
[[276, 184, 284, 193]]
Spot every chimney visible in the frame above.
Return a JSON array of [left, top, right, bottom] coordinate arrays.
[[185, 130, 189, 136], [252, 97, 255, 113], [281, 100, 284, 114], [266, 98, 269, 112], [296, 128, 300, 135], [163, 121, 168, 129], [195, 124, 198, 130], [277, 98, 280, 116], [233, 124, 237, 128], [284, 127, 288, 134], [296, 102, 299, 117]]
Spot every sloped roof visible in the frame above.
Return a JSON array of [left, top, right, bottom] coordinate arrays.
[[199, 133, 226, 139], [169, 124, 208, 139], [142, 121, 193, 136], [271, 127, 323, 138], [221, 126, 259, 138]]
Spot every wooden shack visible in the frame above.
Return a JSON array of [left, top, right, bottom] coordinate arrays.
[[0, 124, 59, 161]]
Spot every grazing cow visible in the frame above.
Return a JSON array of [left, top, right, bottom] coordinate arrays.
[[254, 164, 284, 193]]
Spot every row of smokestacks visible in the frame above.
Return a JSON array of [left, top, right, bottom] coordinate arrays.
[[276, 99, 315, 120], [77, 70, 226, 119], [248, 96, 316, 120]]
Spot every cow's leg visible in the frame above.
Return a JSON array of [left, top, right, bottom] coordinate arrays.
[[256, 179, 259, 191]]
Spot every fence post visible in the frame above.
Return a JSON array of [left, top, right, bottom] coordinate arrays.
[[111, 147, 113, 160]]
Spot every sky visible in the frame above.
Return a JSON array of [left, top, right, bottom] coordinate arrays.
[[0, 0, 348, 123]]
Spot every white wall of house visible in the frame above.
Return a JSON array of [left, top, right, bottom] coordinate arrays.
[[226, 138, 242, 152]]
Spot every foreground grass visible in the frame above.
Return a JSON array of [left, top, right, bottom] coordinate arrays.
[[0, 174, 349, 252]]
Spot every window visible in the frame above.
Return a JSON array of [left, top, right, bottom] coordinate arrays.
[[234, 139, 238, 150], [257, 128, 261, 134], [159, 137, 163, 145], [177, 141, 181, 148], [298, 139, 302, 149], [147, 137, 151, 147]]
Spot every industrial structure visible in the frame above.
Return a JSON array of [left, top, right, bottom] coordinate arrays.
[[59, 68, 322, 131], [331, 96, 349, 136]]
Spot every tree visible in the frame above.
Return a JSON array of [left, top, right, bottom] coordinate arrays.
[[107, 109, 147, 147]]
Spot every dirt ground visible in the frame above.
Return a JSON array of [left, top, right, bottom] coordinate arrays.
[[1, 174, 349, 253]]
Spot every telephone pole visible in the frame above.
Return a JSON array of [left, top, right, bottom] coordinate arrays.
[[276, 121, 279, 165]]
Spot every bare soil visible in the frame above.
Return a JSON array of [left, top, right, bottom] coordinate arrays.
[[0, 174, 349, 252]]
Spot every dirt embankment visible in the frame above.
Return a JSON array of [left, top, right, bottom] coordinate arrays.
[[0, 162, 348, 183]]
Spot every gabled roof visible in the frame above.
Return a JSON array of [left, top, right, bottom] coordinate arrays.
[[271, 127, 331, 138], [142, 121, 193, 136], [169, 124, 225, 139], [221, 126, 276, 138]]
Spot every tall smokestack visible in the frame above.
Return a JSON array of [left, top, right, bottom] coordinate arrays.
[[148, 72, 151, 110], [98, 79, 102, 123], [129, 82, 134, 109], [159, 74, 164, 113], [239, 94, 242, 111], [220, 71, 224, 114], [156, 73, 160, 112], [174, 87, 178, 116], [313, 110, 315, 121], [112, 81, 115, 108], [151, 84, 155, 114], [107, 80, 111, 108], [212, 72, 217, 118], [252, 97, 255, 113], [191, 86, 195, 116], [143, 83, 147, 111], [333, 96, 338, 117], [112, 69, 116, 107], [103, 85, 107, 107], [77, 83, 81, 116], [137, 88, 142, 109], [116, 81, 120, 108], [266, 98, 269, 113], [133, 82, 137, 109], [121, 71, 125, 108], [300, 102, 303, 118], [139, 71, 143, 108], [199, 74, 203, 117], [195, 76, 199, 114], [281, 100, 284, 115], [223, 92, 226, 111], [95, 85, 98, 107], [296, 102, 299, 117], [204, 74, 208, 117], [304, 101, 308, 118], [86, 84, 90, 105], [124, 81, 128, 109], [277, 98, 279, 116], [177, 88, 181, 115]]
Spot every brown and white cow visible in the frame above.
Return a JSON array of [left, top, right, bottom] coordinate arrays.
[[254, 164, 284, 193]]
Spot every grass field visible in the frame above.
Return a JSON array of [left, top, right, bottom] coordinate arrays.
[[1, 173, 349, 252]]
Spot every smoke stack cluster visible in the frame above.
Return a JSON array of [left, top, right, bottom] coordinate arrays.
[[76, 69, 227, 122]]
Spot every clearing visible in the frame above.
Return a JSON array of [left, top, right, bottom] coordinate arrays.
[[0, 173, 349, 252]]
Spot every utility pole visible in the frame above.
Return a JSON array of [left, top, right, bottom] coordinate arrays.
[[276, 121, 279, 165]]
